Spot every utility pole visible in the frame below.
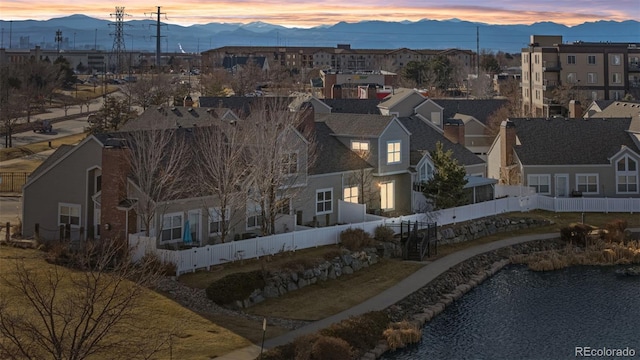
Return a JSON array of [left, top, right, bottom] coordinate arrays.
[[476, 26, 480, 76], [9, 20, 12, 49], [94, 29, 97, 50], [146, 6, 167, 69]]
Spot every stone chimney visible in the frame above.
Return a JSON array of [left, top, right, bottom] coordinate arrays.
[[100, 138, 134, 242], [500, 120, 516, 169], [183, 95, 194, 107], [331, 84, 343, 99], [568, 100, 582, 118], [443, 118, 465, 145]]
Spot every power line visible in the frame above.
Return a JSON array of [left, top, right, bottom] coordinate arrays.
[[145, 6, 167, 68], [110, 6, 131, 74]]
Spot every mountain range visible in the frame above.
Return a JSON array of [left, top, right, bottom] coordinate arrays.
[[1, 14, 638, 54]]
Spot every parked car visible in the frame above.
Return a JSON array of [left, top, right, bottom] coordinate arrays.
[[32, 119, 53, 133]]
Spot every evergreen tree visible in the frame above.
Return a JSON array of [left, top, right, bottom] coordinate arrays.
[[422, 142, 469, 210]]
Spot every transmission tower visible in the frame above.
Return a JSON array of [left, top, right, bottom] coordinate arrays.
[[146, 6, 167, 69], [109, 6, 130, 74], [55, 29, 63, 53]]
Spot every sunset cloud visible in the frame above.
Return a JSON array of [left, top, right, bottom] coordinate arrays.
[[0, 1, 637, 27]]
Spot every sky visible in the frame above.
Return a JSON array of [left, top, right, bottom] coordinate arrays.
[[1, 0, 639, 27]]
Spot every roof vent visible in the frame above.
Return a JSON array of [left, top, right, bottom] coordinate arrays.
[[171, 107, 177, 111], [157, 106, 162, 111], [188, 108, 194, 112]]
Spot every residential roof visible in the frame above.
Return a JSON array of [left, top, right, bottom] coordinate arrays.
[[510, 117, 638, 165], [589, 101, 640, 119], [432, 99, 508, 125], [377, 88, 423, 109], [310, 122, 373, 175], [198, 96, 295, 116], [321, 99, 382, 114], [28, 144, 75, 180], [316, 113, 395, 138], [398, 116, 484, 166], [120, 106, 232, 131]]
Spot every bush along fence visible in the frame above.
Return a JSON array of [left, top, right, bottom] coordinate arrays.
[[129, 195, 640, 277]]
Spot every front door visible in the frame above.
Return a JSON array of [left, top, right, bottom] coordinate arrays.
[[187, 210, 201, 245], [555, 174, 569, 197]]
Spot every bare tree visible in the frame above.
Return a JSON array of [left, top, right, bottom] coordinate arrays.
[[193, 120, 248, 243], [0, 64, 27, 148], [346, 147, 376, 208], [125, 128, 192, 237], [0, 240, 172, 360], [230, 60, 264, 96], [242, 99, 316, 235]]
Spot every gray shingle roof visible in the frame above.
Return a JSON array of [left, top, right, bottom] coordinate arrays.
[[321, 99, 382, 114], [590, 101, 640, 119], [310, 122, 373, 175], [28, 144, 75, 181], [398, 116, 484, 166], [198, 96, 296, 116], [510, 117, 638, 165], [119, 106, 230, 131], [432, 99, 508, 125], [317, 113, 394, 138]]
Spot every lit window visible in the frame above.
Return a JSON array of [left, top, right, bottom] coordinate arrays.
[[576, 174, 598, 194], [387, 141, 401, 164], [316, 188, 333, 214], [343, 186, 358, 204], [617, 157, 638, 193], [59, 203, 81, 227], [527, 175, 551, 194], [380, 181, 395, 209], [351, 140, 369, 151], [161, 213, 183, 242]]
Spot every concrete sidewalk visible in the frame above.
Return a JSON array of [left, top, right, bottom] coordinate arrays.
[[217, 232, 559, 360]]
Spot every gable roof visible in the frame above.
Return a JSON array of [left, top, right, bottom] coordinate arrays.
[[321, 99, 382, 114], [510, 117, 638, 165], [377, 88, 425, 109], [310, 122, 373, 175], [431, 99, 508, 125], [316, 113, 397, 138], [589, 101, 640, 119], [120, 106, 234, 131], [198, 96, 296, 116], [398, 116, 484, 167]]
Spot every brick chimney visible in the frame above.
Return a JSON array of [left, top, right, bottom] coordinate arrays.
[[500, 120, 516, 169], [568, 100, 582, 118], [100, 138, 133, 242], [297, 102, 315, 137], [183, 95, 194, 107], [331, 84, 342, 99], [367, 85, 377, 100], [443, 118, 465, 145]]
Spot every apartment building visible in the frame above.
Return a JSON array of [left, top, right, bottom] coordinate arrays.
[[521, 35, 640, 117], [201, 44, 475, 73]]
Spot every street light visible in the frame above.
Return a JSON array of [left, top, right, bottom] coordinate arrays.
[[73, 32, 76, 50]]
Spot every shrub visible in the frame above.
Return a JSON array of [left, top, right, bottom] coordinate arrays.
[[278, 257, 323, 273], [383, 321, 422, 351], [320, 311, 390, 355], [604, 219, 628, 243], [260, 343, 295, 360], [340, 228, 375, 251], [311, 335, 354, 359], [374, 225, 395, 242], [205, 270, 265, 305], [139, 253, 176, 276], [560, 223, 594, 246]]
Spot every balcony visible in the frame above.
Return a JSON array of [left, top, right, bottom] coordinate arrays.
[[629, 62, 640, 72], [542, 61, 561, 72], [542, 79, 558, 91]]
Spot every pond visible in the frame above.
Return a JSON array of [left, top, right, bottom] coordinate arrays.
[[382, 265, 640, 360]]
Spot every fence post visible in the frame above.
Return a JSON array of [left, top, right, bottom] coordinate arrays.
[[35, 223, 40, 242], [59, 225, 64, 240], [5, 222, 9, 242], [79, 227, 84, 242]]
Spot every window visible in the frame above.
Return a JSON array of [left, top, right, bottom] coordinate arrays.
[[351, 140, 369, 151], [576, 174, 598, 194], [276, 198, 291, 215], [59, 203, 81, 227], [591, 91, 598, 101], [617, 156, 638, 193], [534, 54, 540, 64], [535, 72, 540, 82], [95, 174, 102, 192], [612, 54, 621, 65], [246, 202, 262, 229], [387, 141, 401, 164], [587, 73, 597, 84], [316, 188, 333, 214], [343, 186, 358, 204], [418, 162, 434, 182], [613, 73, 621, 84], [567, 55, 576, 64], [208, 207, 230, 235], [527, 175, 551, 194], [587, 55, 596, 65], [161, 213, 183, 242], [282, 152, 298, 174], [380, 181, 395, 210], [567, 72, 577, 83], [535, 90, 540, 100]]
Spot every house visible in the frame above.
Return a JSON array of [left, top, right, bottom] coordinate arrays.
[[487, 117, 640, 198], [583, 100, 640, 119]]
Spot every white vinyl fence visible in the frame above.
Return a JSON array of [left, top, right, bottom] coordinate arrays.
[[129, 195, 640, 276]]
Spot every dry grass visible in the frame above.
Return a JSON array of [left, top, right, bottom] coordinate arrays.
[[383, 321, 422, 351], [0, 246, 251, 359], [1, 133, 88, 165]]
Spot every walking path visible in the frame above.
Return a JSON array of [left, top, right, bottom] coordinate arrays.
[[216, 232, 559, 360]]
